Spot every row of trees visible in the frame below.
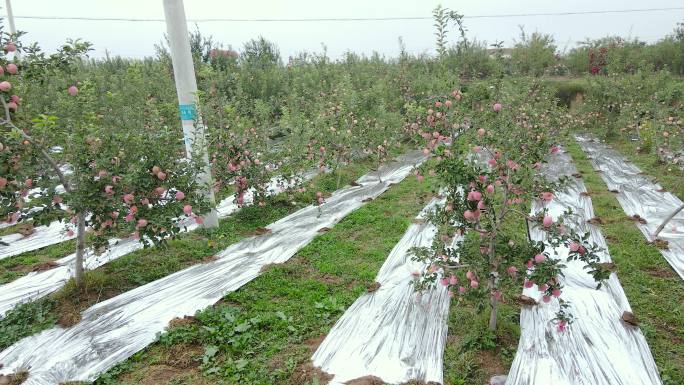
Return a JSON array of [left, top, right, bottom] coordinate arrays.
[[431, 5, 684, 78], [570, 71, 683, 159], [409, 76, 610, 331], [0, 11, 680, 333], [0, 30, 215, 285], [0, 23, 423, 287]]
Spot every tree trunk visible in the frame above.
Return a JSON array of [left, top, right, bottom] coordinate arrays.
[[487, 226, 499, 331], [377, 158, 384, 184], [335, 152, 343, 190], [488, 274, 498, 331], [336, 167, 342, 190], [74, 212, 86, 286], [523, 204, 532, 242]]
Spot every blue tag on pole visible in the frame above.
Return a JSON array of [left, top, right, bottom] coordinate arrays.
[[179, 104, 197, 121]]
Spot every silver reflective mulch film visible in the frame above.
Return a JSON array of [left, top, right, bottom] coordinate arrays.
[[0, 236, 140, 318], [0, 174, 302, 261], [0, 186, 70, 260], [0, 173, 315, 318], [577, 135, 684, 280], [0, 181, 66, 231], [0, 151, 425, 385], [505, 148, 661, 385], [0, 223, 75, 261], [0, 221, 17, 230], [312, 197, 457, 384]]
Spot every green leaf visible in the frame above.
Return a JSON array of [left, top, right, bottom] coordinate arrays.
[[234, 321, 251, 333], [202, 345, 219, 364]]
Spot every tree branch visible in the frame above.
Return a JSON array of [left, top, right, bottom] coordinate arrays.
[[653, 203, 684, 239], [0, 98, 72, 193]]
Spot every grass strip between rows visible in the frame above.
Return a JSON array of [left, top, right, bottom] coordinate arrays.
[[566, 140, 684, 385], [4, 141, 680, 385], [442, 212, 527, 385], [0, 239, 76, 285], [95, 173, 528, 385], [0, 189, 237, 285], [573, 132, 684, 199], [0, 155, 389, 351], [93, 171, 435, 385]]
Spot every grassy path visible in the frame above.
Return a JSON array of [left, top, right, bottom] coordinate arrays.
[[566, 140, 684, 384], [0, 159, 380, 351], [5, 140, 679, 385], [574, 134, 684, 199], [97, 139, 684, 385], [0, 240, 75, 285], [94, 173, 434, 385], [442, 217, 527, 385], [442, 138, 684, 385]]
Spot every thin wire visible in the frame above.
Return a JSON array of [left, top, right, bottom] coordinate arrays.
[[3, 7, 684, 23]]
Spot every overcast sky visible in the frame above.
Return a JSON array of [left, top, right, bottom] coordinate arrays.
[[4, 0, 684, 60]]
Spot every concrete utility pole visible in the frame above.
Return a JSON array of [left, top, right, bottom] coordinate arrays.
[[4, 0, 15, 36], [162, 0, 219, 228], [5, 0, 20, 60]]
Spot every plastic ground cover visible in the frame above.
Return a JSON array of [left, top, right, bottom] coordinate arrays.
[[0, 176, 69, 248], [577, 135, 684, 280], [0, 172, 317, 319], [505, 148, 661, 385], [0, 187, 215, 261], [0, 168, 68, 231], [0, 203, 56, 230], [0, 151, 425, 385], [0, 223, 76, 261], [312, 196, 457, 384], [0, 174, 290, 260]]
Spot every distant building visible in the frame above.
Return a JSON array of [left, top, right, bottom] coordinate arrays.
[[486, 48, 513, 59], [209, 49, 239, 59]]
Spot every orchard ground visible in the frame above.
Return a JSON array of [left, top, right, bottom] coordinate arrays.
[[0, 7, 683, 385]]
